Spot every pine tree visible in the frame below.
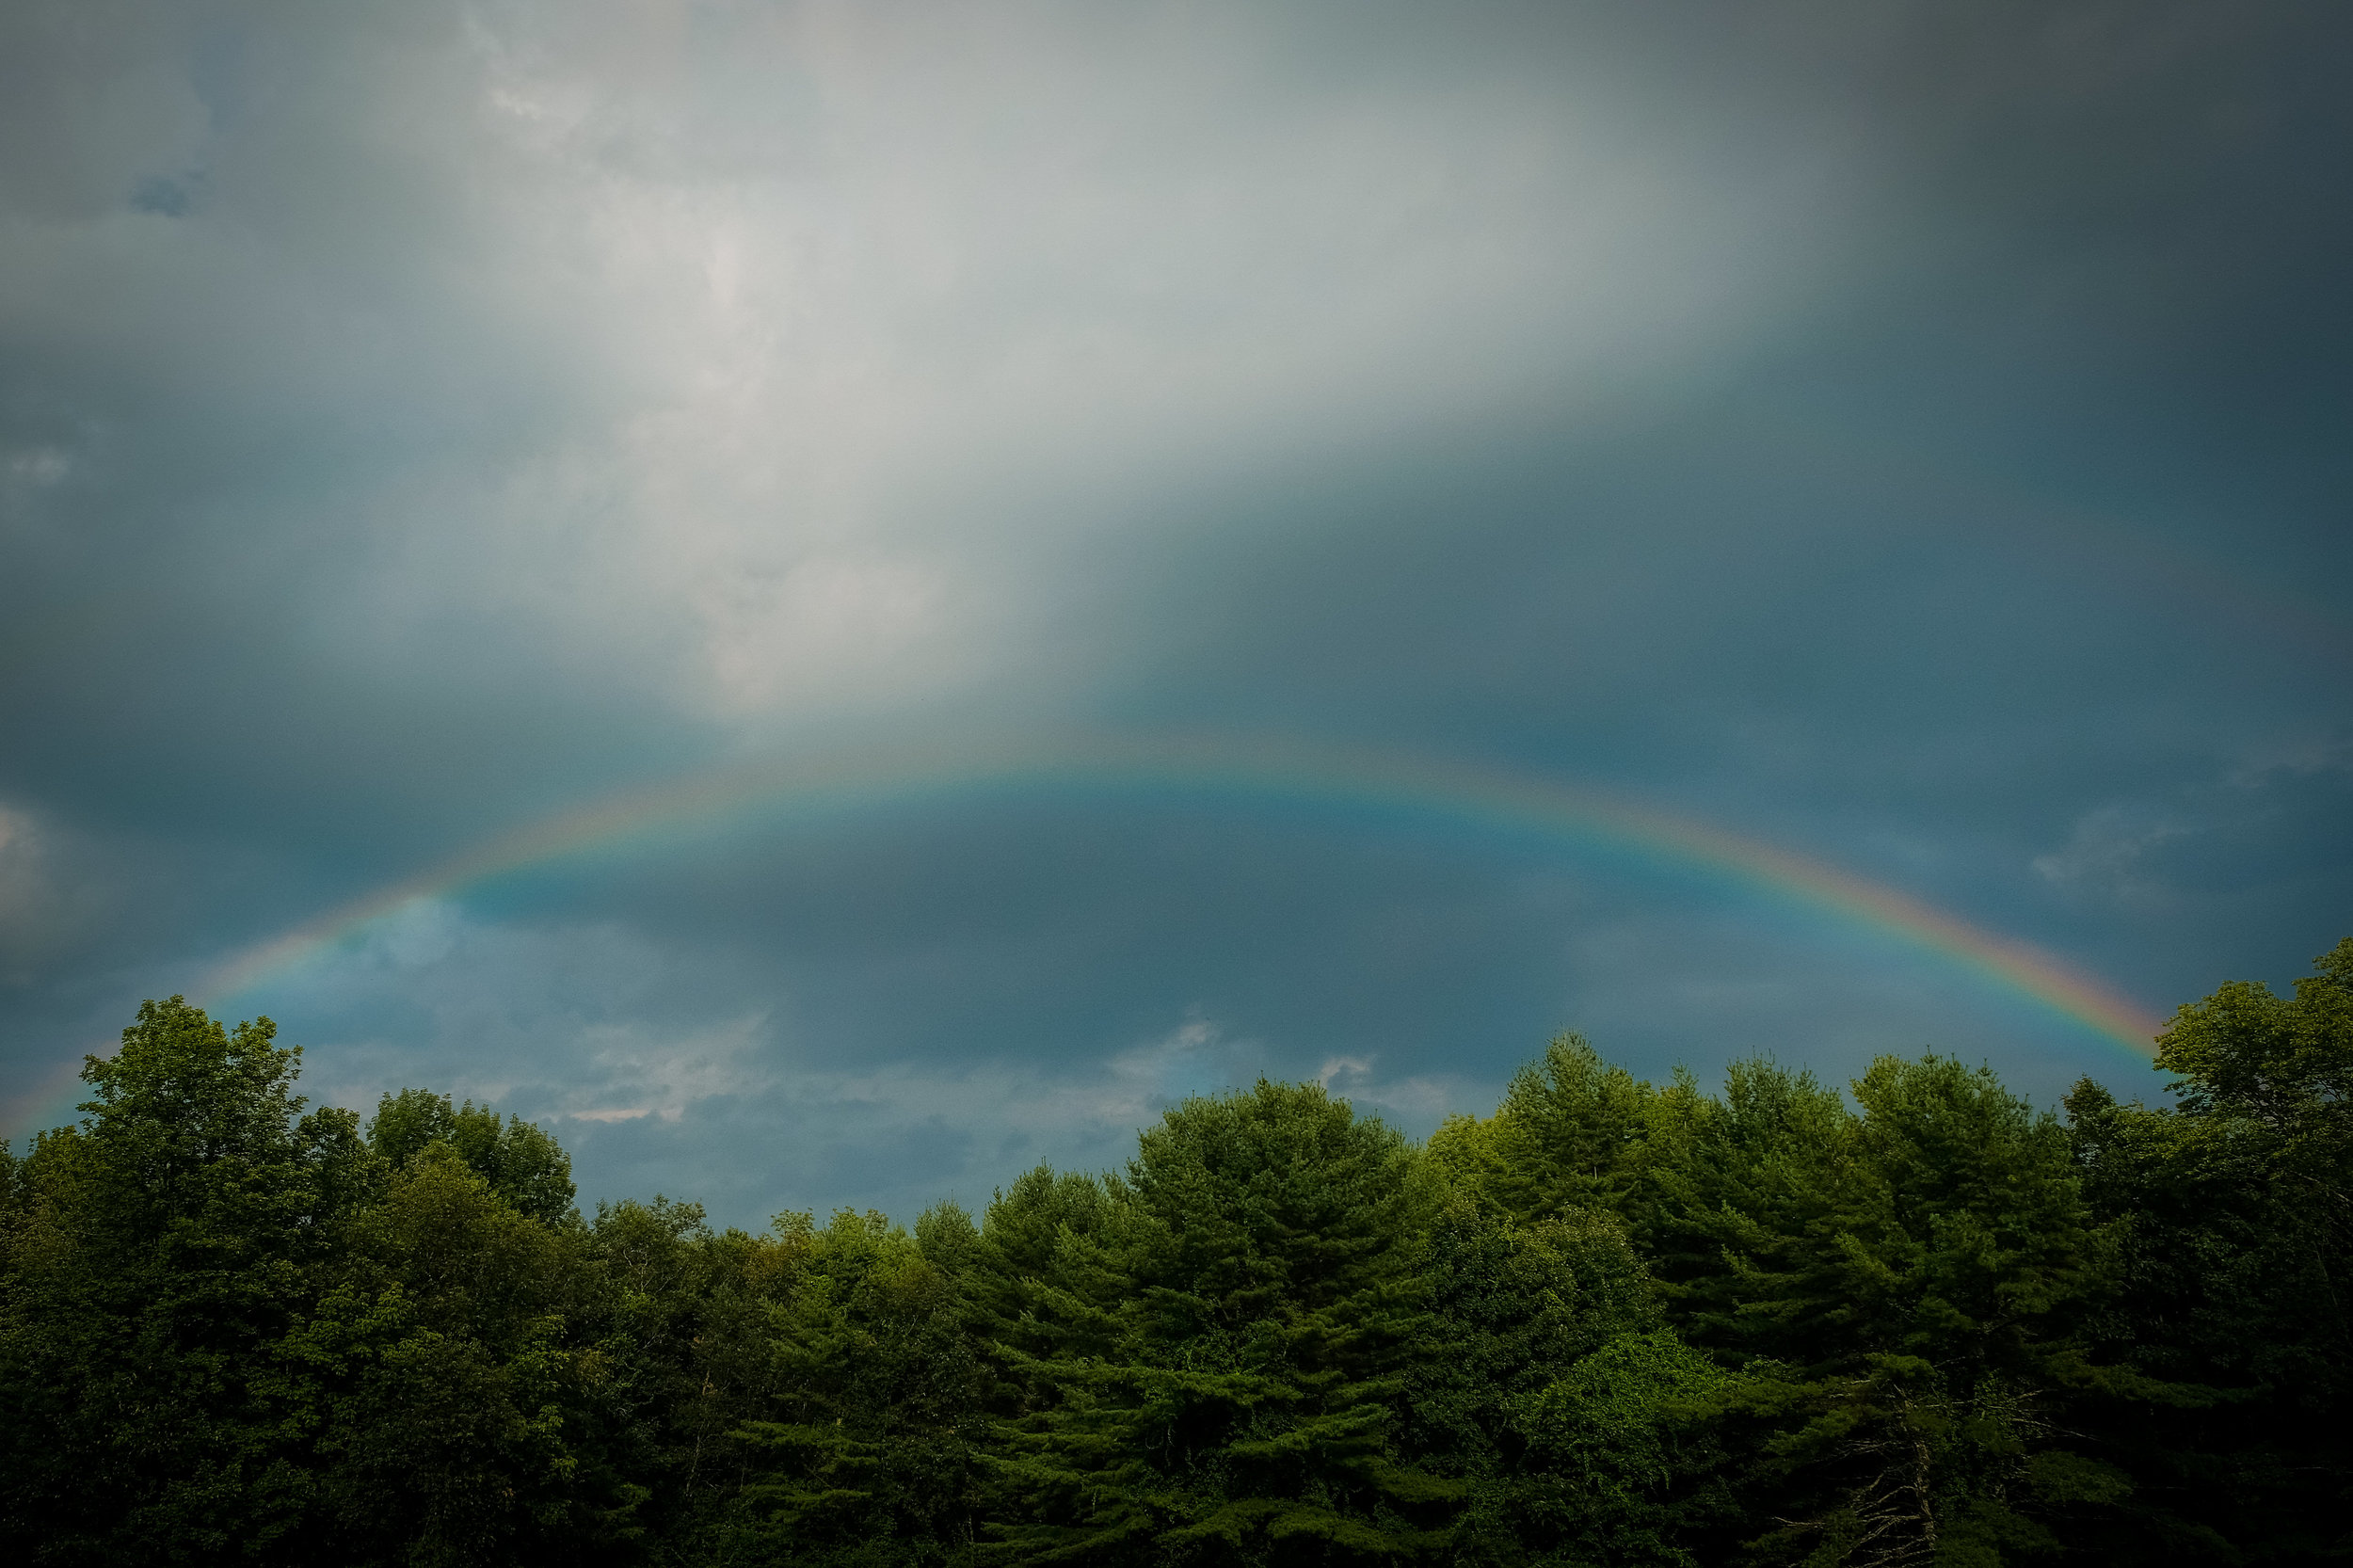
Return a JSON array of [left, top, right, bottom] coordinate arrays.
[[987, 1080, 1457, 1565], [725, 1208, 985, 1566], [1647, 1054, 2122, 1566], [1430, 1033, 1658, 1229]]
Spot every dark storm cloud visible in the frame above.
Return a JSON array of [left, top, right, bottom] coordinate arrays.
[[1098, 0, 2353, 1000], [3, 0, 2346, 1222]]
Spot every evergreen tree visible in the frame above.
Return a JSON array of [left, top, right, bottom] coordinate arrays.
[[990, 1080, 1456, 1564], [969, 1164, 1134, 1380], [1649, 1054, 2123, 1566], [722, 1208, 986, 1566], [1429, 1033, 1659, 1229]]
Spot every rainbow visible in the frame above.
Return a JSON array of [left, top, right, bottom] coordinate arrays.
[[197, 731, 2165, 1053]]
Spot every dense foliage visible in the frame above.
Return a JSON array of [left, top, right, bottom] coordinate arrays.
[[5, 940, 2350, 1565]]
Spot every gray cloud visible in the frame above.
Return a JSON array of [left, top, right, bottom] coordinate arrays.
[[3, 0, 2347, 1220]]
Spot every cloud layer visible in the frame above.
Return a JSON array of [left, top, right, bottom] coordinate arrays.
[[4, 0, 2347, 1224]]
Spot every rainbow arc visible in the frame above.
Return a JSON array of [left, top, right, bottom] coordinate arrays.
[[197, 732, 2164, 1054]]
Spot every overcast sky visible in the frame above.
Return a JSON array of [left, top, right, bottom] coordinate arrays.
[[4, 0, 2347, 1225]]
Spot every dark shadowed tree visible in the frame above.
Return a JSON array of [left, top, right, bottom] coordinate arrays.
[[0, 1000, 363, 1564], [2063, 937, 2353, 1562]]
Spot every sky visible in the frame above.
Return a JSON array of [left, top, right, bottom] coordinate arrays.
[[2, 0, 2347, 1227]]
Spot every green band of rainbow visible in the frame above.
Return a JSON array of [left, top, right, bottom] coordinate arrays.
[[198, 732, 2163, 1053]]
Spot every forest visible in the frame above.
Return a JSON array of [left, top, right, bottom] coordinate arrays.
[[3, 941, 2348, 1567]]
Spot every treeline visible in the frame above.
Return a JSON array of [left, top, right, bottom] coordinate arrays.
[[2, 944, 2349, 1566]]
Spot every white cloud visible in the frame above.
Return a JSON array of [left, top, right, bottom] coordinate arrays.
[[7, 447, 71, 487], [3, 0, 1859, 741], [2032, 804, 2190, 906], [1316, 1053, 1371, 1089], [2223, 732, 2353, 787], [560, 1013, 771, 1123]]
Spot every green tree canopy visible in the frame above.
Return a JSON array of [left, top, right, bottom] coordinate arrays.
[[8, 947, 2351, 1567], [368, 1088, 576, 1225]]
